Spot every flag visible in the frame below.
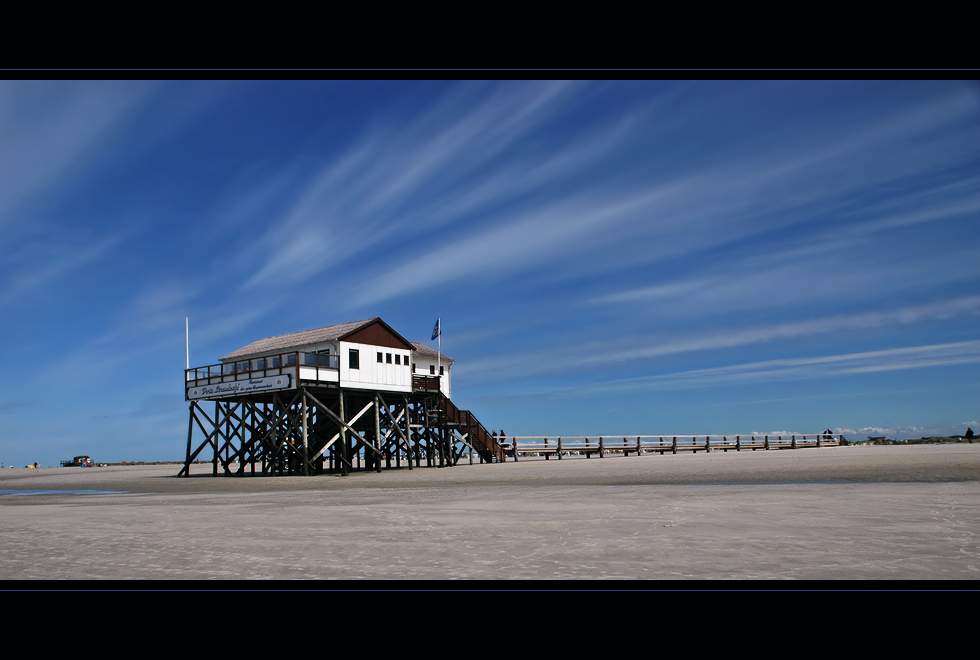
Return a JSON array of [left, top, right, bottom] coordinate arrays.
[[431, 318, 441, 340]]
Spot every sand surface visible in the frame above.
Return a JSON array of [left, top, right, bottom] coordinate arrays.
[[2, 444, 979, 580]]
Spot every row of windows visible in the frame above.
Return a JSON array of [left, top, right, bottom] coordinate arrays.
[[377, 351, 411, 365], [347, 349, 443, 374]]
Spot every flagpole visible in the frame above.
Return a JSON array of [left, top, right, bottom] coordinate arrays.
[[437, 316, 441, 383], [185, 317, 190, 378]]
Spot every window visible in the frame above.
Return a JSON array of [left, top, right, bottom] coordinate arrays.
[[430, 365, 435, 375], [440, 366, 444, 375], [386, 353, 392, 363], [395, 354, 400, 365], [377, 352, 383, 363], [349, 349, 360, 369], [412, 363, 416, 373], [405, 354, 410, 365]]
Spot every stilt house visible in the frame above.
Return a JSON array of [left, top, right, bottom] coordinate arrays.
[[180, 318, 499, 478]]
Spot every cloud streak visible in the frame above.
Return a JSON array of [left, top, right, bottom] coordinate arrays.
[[0, 81, 154, 228], [460, 295, 980, 384], [588, 340, 980, 393]]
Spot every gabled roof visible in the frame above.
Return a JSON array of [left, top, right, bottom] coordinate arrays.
[[221, 318, 413, 362], [411, 342, 454, 364]]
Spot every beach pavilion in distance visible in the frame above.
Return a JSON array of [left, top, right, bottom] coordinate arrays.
[[180, 318, 505, 477]]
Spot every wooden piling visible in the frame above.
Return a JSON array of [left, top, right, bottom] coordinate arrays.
[[339, 391, 348, 476], [301, 391, 309, 476], [374, 394, 382, 473]]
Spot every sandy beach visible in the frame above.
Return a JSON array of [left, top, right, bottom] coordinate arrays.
[[2, 443, 979, 580]]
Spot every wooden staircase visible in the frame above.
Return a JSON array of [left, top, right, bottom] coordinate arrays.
[[427, 391, 506, 464]]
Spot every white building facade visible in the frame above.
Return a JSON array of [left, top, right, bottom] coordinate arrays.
[[410, 342, 453, 399], [186, 318, 454, 401]]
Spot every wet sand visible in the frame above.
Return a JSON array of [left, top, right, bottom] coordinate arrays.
[[2, 444, 979, 580]]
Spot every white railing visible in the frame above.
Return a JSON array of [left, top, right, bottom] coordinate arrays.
[[185, 352, 338, 382]]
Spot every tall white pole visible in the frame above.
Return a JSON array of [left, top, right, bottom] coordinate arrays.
[[437, 316, 441, 387], [185, 317, 190, 371]]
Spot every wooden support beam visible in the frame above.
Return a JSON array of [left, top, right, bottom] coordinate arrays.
[[374, 394, 382, 473], [376, 393, 414, 465], [304, 390, 380, 454], [213, 401, 220, 476], [339, 392, 348, 476], [179, 402, 197, 477], [404, 395, 415, 470], [302, 390, 309, 476], [179, 402, 222, 477]]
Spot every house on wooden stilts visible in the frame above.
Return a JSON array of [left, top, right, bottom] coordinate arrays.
[[179, 318, 504, 477]]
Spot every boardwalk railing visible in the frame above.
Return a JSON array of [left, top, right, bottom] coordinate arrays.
[[501, 434, 845, 460]]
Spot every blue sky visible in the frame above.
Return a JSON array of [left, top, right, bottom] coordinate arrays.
[[1, 80, 978, 467]]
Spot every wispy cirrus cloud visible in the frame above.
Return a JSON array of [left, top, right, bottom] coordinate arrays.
[[3, 80, 978, 466], [0, 81, 155, 229], [460, 295, 980, 384], [240, 82, 586, 291], [315, 85, 980, 311], [0, 234, 126, 305], [588, 340, 980, 393]]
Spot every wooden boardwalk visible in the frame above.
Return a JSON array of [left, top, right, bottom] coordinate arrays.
[[499, 434, 844, 460]]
